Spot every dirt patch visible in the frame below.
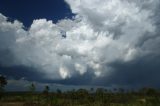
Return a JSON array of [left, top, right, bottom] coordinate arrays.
[[0, 102, 24, 106]]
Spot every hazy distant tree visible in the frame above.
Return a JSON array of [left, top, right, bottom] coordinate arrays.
[[0, 75, 7, 99], [43, 85, 50, 105], [77, 89, 89, 98], [0, 75, 7, 92], [28, 83, 36, 104], [90, 88, 94, 93], [96, 88, 105, 95], [139, 87, 157, 96], [104, 89, 108, 93], [96, 88, 107, 103], [119, 88, 125, 93], [43, 85, 50, 95], [43, 85, 50, 96], [56, 88, 62, 94], [29, 83, 36, 93], [113, 88, 117, 92], [76, 89, 89, 103]]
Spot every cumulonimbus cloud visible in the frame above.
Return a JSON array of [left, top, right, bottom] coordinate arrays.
[[0, 0, 160, 86]]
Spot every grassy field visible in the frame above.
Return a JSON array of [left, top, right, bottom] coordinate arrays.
[[0, 88, 160, 106]]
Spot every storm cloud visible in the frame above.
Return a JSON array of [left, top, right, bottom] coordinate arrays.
[[0, 0, 160, 88]]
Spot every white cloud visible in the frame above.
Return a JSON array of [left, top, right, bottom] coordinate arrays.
[[75, 63, 87, 75], [0, 0, 159, 81], [59, 66, 71, 79]]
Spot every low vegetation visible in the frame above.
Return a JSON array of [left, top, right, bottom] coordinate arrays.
[[0, 87, 160, 106], [0, 76, 160, 106]]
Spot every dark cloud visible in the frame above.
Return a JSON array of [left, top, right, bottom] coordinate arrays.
[[92, 54, 160, 88], [0, 65, 43, 81]]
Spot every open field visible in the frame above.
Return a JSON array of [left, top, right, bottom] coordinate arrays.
[[0, 88, 160, 106]]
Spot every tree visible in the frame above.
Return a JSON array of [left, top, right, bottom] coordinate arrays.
[[96, 88, 105, 99], [0, 75, 7, 92], [56, 88, 62, 94], [77, 89, 89, 98], [90, 88, 94, 93], [45, 85, 50, 92], [43, 85, 50, 104], [96, 88, 105, 95], [0, 75, 7, 99], [139, 87, 157, 96], [119, 88, 125, 93], [29, 83, 36, 93], [43, 85, 50, 94]]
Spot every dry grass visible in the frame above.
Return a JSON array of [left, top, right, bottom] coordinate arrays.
[[0, 102, 24, 106]]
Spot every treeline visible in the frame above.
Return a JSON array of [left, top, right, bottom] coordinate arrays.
[[1, 87, 160, 106], [0, 75, 160, 106]]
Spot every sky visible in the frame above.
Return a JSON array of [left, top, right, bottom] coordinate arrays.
[[0, 0, 73, 27], [0, 0, 160, 91]]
